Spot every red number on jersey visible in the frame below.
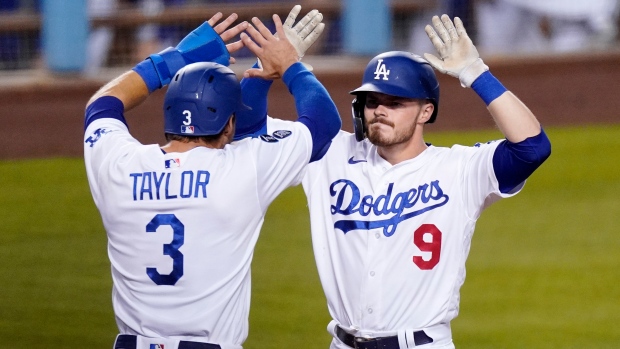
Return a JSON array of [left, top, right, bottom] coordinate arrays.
[[413, 224, 442, 270]]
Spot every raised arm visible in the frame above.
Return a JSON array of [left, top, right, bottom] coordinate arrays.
[[424, 15, 542, 141], [424, 14, 551, 193], [234, 5, 325, 141], [86, 13, 248, 111], [240, 14, 340, 162]]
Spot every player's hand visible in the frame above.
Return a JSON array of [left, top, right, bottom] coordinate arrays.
[[175, 13, 248, 66], [241, 15, 299, 79], [205, 12, 248, 65], [253, 5, 323, 71], [282, 5, 324, 58], [148, 13, 248, 87], [423, 14, 488, 87]]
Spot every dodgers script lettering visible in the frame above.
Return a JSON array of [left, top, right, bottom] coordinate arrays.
[[330, 179, 449, 236]]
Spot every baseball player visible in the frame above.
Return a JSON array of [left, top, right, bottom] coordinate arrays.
[[83, 8, 338, 349], [240, 14, 551, 348]]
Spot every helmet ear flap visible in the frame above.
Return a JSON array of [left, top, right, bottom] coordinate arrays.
[[351, 95, 366, 142]]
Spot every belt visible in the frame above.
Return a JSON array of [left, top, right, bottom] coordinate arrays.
[[336, 325, 433, 349], [114, 334, 221, 349]]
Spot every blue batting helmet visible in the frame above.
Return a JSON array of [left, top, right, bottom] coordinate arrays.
[[164, 62, 250, 136], [350, 51, 440, 141]]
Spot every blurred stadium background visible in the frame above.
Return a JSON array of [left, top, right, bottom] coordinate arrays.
[[0, 0, 620, 348], [1, 0, 620, 70]]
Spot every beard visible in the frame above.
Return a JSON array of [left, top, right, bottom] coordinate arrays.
[[367, 118, 417, 147]]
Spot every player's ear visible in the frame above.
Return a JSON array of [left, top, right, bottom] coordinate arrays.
[[228, 114, 236, 131], [221, 115, 236, 145], [417, 101, 434, 124]]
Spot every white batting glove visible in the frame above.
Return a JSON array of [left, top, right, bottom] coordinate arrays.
[[257, 5, 324, 72], [282, 5, 325, 58], [423, 14, 488, 88]]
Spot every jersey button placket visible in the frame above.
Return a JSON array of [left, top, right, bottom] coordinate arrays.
[[361, 168, 387, 329], [363, 227, 382, 328]]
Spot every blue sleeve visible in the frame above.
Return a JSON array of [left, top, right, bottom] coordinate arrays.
[[282, 62, 342, 162], [493, 129, 551, 193], [234, 61, 273, 141], [84, 96, 127, 131]]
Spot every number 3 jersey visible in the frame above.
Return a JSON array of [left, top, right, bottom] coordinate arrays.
[[84, 111, 311, 346], [301, 130, 522, 337]]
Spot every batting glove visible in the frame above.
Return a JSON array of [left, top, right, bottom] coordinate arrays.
[[257, 5, 324, 71], [149, 21, 230, 86], [283, 5, 324, 58], [423, 14, 488, 88]]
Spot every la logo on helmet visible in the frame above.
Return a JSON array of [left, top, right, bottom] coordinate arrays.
[[373, 59, 390, 80]]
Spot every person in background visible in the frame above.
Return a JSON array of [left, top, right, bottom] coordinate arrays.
[[85, 0, 118, 76], [475, 0, 619, 55]]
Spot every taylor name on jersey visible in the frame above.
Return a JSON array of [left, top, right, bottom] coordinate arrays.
[[129, 170, 211, 201]]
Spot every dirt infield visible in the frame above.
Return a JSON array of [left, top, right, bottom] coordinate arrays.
[[1, 51, 619, 159]]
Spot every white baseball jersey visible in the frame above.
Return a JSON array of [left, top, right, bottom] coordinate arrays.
[[300, 131, 522, 348], [84, 115, 311, 347]]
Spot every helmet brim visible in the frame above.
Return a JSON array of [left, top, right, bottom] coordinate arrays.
[[350, 82, 428, 101]]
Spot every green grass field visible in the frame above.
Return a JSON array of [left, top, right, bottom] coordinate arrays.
[[1, 124, 619, 348]]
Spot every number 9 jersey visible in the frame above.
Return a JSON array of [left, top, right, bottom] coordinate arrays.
[[301, 131, 522, 348]]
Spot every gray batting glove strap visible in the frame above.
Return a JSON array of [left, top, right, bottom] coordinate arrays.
[[458, 58, 489, 88], [423, 14, 488, 88]]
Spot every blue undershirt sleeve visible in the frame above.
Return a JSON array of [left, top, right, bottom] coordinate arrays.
[[234, 61, 273, 141], [493, 129, 552, 193], [282, 62, 341, 162], [84, 96, 127, 131]]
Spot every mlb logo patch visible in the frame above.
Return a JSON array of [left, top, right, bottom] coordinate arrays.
[[181, 125, 195, 134], [272, 130, 292, 139], [149, 344, 164, 349], [165, 158, 181, 168], [259, 134, 279, 143]]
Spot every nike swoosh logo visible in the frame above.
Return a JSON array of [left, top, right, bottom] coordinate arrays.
[[348, 156, 367, 164]]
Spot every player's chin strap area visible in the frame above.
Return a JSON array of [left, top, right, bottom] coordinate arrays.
[[351, 96, 367, 142], [328, 320, 452, 348]]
